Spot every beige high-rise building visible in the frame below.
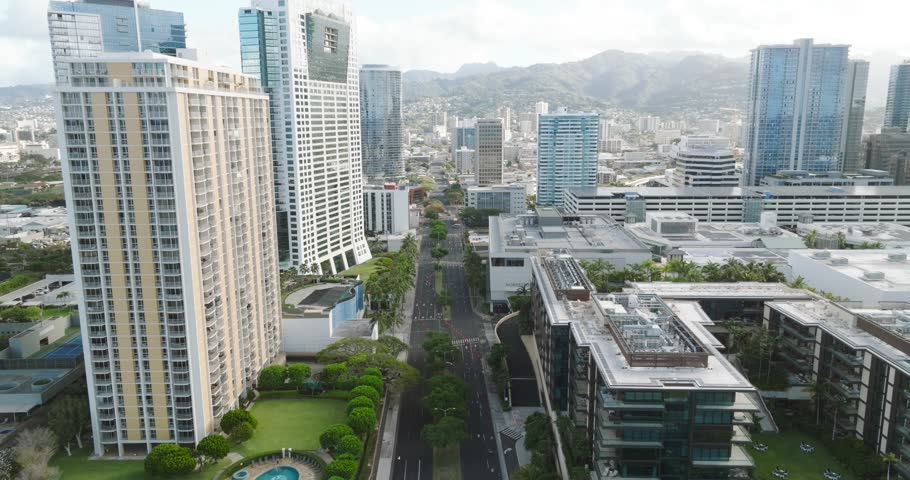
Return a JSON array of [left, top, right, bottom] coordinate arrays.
[[56, 51, 281, 455], [476, 118, 503, 186]]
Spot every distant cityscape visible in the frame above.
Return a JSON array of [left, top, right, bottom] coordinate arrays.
[[0, 1, 909, 480]]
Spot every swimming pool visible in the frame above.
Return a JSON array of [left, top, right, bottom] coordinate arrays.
[[255, 466, 299, 480]]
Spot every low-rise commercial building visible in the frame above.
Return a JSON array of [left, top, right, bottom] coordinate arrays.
[[788, 250, 910, 305], [564, 186, 910, 226], [759, 169, 894, 187], [487, 208, 650, 309], [465, 184, 526, 214], [281, 280, 376, 356], [363, 183, 412, 236], [796, 219, 910, 248], [627, 212, 804, 255], [530, 255, 761, 479]]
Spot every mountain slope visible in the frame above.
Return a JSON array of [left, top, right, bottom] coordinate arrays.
[[403, 51, 748, 114]]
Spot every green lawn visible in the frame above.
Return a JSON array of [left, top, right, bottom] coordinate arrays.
[[239, 397, 347, 456], [433, 446, 461, 480], [52, 448, 230, 480], [751, 431, 858, 480], [342, 257, 382, 281]]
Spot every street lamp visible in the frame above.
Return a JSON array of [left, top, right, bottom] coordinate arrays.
[[434, 407, 458, 417]]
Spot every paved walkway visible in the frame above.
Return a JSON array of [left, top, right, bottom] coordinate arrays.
[[375, 239, 420, 480]]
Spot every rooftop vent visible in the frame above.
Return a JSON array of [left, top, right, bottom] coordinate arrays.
[[864, 271, 886, 281], [813, 250, 832, 259], [830, 257, 848, 266], [888, 253, 908, 262]]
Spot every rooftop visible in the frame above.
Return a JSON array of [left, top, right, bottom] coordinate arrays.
[[629, 282, 811, 300], [532, 256, 755, 390], [489, 211, 649, 255], [676, 247, 791, 267], [566, 185, 910, 198], [0, 275, 78, 307], [796, 222, 910, 246], [789, 249, 910, 292], [282, 280, 362, 317], [627, 213, 802, 248]]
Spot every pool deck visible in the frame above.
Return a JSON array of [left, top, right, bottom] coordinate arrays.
[[234, 457, 318, 480]]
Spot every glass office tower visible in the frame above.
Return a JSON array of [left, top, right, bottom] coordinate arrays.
[[359, 64, 403, 180], [537, 112, 600, 206], [885, 61, 910, 132], [743, 38, 850, 186], [237, 0, 370, 273], [841, 60, 869, 173], [47, 0, 186, 84]]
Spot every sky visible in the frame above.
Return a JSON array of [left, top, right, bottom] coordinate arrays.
[[3, 0, 909, 105]]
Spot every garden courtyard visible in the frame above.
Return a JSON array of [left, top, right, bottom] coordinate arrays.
[[49, 396, 346, 480], [750, 431, 858, 480]]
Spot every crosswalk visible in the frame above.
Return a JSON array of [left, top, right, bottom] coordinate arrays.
[[451, 336, 483, 346], [500, 426, 523, 441]]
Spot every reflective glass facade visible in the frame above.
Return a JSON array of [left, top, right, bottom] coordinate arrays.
[[886, 62, 910, 132], [48, 0, 185, 83], [537, 113, 600, 206], [841, 60, 869, 173], [239, 8, 289, 262], [743, 39, 849, 185], [359, 65, 403, 179]]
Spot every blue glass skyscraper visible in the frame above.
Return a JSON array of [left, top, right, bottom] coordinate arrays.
[[885, 61, 910, 132], [359, 64, 403, 179], [743, 39, 850, 186], [47, 0, 186, 83], [537, 111, 599, 206]]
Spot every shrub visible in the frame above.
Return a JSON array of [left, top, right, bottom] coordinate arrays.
[[258, 365, 289, 390], [336, 434, 364, 457], [319, 424, 355, 450], [229, 422, 254, 443], [195, 434, 230, 466], [350, 385, 380, 405], [357, 375, 384, 395], [220, 409, 257, 434], [144, 444, 195, 477], [287, 363, 312, 388], [328, 477, 347, 480], [320, 363, 348, 387], [335, 453, 359, 462], [347, 407, 377, 436], [363, 367, 382, 378], [346, 396, 375, 414], [325, 459, 358, 480]]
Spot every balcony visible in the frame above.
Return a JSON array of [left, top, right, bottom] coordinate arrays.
[[829, 364, 861, 384], [691, 445, 755, 469], [600, 394, 665, 410], [831, 381, 861, 399], [830, 349, 862, 367], [779, 322, 815, 342], [595, 460, 659, 480]]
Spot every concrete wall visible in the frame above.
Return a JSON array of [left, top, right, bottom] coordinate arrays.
[[9, 317, 69, 359]]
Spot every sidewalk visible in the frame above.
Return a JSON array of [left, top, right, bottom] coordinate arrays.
[[481, 322, 511, 480], [374, 238, 420, 480]]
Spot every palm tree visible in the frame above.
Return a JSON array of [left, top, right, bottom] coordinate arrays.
[[830, 392, 847, 441], [807, 380, 822, 426], [882, 452, 899, 480], [701, 262, 722, 282], [788, 276, 808, 290], [764, 334, 780, 383], [804, 229, 819, 248]]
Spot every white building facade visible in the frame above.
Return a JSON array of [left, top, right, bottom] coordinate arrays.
[[669, 135, 739, 187]]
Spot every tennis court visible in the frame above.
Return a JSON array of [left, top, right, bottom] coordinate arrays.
[[42, 336, 83, 359]]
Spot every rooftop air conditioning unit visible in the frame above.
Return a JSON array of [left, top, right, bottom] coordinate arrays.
[[813, 250, 832, 259], [888, 253, 907, 262], [864, 271, 886, 281], [830, 257, 848, 266]]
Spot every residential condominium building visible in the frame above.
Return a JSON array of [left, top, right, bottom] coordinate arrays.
[[669, 135, 739, 187], [563, 186, 910, 227], [841, 60, 869, 173], [476, 118, 504, 186], [47, 0, 186, 84], [886, 61, 910, 132], [359, 64, 403, 180], [767, 299, 910, 477], [536, 111, 599, 207], [743, 39, 850, 185], [238, 0, 370, 273], [56, 51, 281, 455], [866, 128, 910, 185], [529, 255, 760, 479], [465, 184, 526, 214]]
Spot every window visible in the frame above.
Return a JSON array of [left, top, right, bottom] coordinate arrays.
[[323, 26, 338, 53]]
